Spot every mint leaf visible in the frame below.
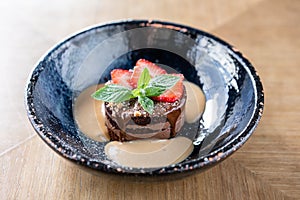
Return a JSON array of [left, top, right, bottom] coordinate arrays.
[[137, 68, 151, 89], [148, 75, 180, 90], [138, 96, 154, 114], [144, 87, 165, 97], [132, 88, 140, 97], [92, 84, 133, 103]]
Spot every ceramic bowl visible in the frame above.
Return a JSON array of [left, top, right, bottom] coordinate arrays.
[[25, 20, 264, 179]]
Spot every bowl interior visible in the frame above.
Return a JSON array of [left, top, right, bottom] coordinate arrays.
[[26, 20, 263, 176]]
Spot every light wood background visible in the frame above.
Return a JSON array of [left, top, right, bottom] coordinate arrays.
[[1, 0, 300, 199]]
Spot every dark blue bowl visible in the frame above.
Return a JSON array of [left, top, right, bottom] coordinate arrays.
[[25, 20, 264, 179]]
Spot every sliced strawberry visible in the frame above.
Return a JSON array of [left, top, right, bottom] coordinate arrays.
[[111, 69, 133, 89], [130, 59, 167, 88], [152, 74, 184, 103]]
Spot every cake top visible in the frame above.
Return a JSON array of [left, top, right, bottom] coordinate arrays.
[[92, 59, 184, 114]]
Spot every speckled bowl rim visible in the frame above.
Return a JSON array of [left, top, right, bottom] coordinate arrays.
[[25, 19, 264, 177]]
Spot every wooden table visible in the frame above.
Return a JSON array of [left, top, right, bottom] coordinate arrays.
[[1, 0, 299, 199]]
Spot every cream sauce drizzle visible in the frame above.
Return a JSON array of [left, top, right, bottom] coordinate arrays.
[[73, 84, 109, 142], [183, 81, 206, 123], [105, 136, 193, 168]]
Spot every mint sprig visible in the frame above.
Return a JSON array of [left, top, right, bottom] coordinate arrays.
[[92, 68, 180, 114]]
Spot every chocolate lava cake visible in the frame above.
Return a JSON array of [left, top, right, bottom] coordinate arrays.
[[105, 89, 186, 141], [92, 59, 186, 142]]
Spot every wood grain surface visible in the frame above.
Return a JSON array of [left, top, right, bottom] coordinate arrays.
[[1, 0, 299, 199]]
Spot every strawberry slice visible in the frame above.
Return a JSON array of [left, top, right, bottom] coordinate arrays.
[[130, 59, 167, 88], [111, 69, 133, 89], [152, 74, 184, 103]]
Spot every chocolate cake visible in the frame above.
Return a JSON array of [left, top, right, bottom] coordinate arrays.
[[92, 58, 186, 142], [104, 89, 186, 141]]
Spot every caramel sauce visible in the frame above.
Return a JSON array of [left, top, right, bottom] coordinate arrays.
[[183, 81, 206, 123], [73, 84, 109, 142], [105, 136, 193, 168]]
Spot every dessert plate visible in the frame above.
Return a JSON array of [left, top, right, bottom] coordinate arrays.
[[25, 20, 264, 179]]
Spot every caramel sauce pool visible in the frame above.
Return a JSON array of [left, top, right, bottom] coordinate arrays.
[[73, 81, 205, 168], [105, 136, 193, 168], [73, 84, 109, 142], [183, 81, 206, 123]]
